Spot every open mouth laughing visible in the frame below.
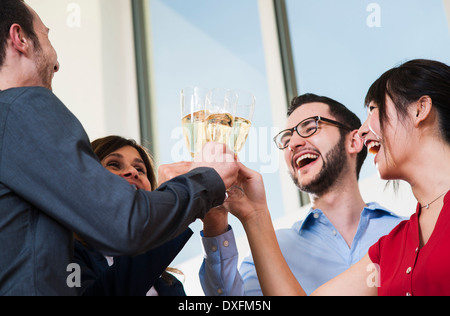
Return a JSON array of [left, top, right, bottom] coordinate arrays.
[[294, 152, 320, 169], [366, 141, 381, 155]]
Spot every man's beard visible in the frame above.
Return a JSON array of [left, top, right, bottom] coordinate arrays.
[[34, 47, 53, 90], [291, 135, 348, 196]]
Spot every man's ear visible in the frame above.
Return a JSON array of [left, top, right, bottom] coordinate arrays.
[[347, 130, 364, 155], [413, 96, 433, 127], [9, 24, 30, 55]]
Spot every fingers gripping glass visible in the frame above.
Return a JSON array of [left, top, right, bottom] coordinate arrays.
[[273, 116, 352, 150]]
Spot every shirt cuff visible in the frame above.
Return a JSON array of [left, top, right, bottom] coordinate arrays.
[[201, 226, 237, 263]]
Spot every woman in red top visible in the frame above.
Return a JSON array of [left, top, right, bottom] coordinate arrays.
[[358, 59, 450, 296], [226, 59, 450, 296]]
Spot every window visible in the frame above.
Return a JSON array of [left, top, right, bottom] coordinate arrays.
[[145, 0, 289, 288]]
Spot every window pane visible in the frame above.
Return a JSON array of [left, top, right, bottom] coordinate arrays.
[[148, 0, 286, 271]]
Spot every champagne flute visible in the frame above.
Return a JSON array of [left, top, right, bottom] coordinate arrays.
[[205, 88, 237, 146], [180, 86, 209, 158], [225, 90, 255, 200], [181, 87, 240, 200], [230, 89, 255, 154], [204, 88, 246, 201]]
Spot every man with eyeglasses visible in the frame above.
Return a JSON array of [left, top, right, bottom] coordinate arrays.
[[199, 93, 404, 296]]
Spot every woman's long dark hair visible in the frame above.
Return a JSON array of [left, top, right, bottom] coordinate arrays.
[[364, 59, 450, 193], [365, 59, 450, 143]]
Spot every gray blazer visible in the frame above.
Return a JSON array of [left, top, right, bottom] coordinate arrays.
[[0, 87, 225, 295]]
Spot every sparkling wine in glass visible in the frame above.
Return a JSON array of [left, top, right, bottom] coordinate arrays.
[[204, 88, 237, 146], [180, 86, 209, 158], [205, 88, 255, 201], [230, 90, 255, 154]]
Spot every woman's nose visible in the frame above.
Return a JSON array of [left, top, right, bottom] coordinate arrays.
[[357, 119, 369, 140], [122, 167, 138, 179]]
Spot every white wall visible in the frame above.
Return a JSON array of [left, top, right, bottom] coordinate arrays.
[[27, 0, 140, 142]]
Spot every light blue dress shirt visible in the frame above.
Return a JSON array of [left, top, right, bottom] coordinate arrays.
[[199, 202, 405, 296]]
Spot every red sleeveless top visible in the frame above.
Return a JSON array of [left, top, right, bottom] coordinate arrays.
[[369, 191, 450, 296]]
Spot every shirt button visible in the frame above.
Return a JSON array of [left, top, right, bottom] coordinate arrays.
[[223, 240, 229, 247], [406, 267, 412, 274], [211, 246, 218, 252], [217, 288, 224, 295], [332, 230, 337, 236], [313, 213, 320, 219], [406, 292, 412, 296]]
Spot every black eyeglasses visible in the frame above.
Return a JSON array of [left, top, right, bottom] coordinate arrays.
[[273, 116, 353, 150]]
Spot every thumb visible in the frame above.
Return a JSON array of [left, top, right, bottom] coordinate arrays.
[[237, 162, 258, 179]]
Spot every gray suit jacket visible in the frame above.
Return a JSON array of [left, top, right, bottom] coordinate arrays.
[[0, 87, 225, 295]]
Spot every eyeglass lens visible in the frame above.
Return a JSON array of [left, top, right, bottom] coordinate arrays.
[[298, 118, 318, 137], [276, 118, 318, 148]]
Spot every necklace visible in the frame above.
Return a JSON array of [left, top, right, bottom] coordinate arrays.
[[421, 191, 448, 209]]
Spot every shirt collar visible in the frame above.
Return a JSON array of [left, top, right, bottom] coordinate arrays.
[[296, 201, 400, 234]]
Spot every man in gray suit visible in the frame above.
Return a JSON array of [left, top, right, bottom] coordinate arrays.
[[0, 0, 239, 295]]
